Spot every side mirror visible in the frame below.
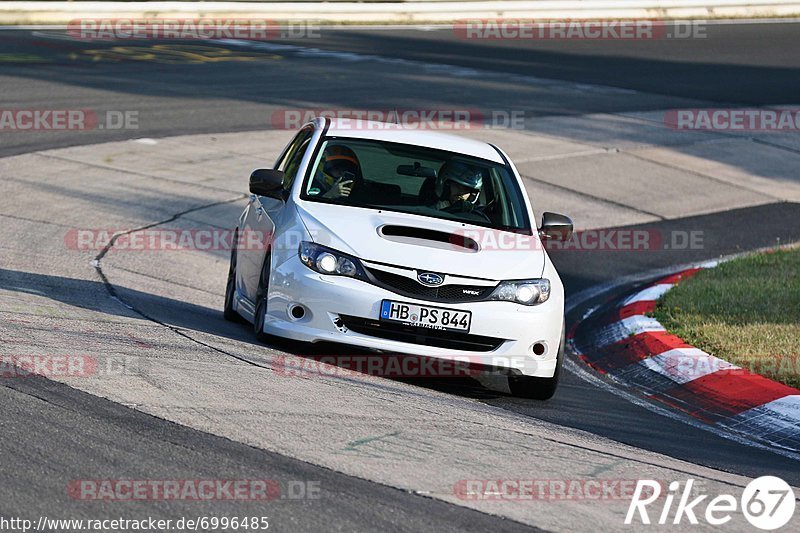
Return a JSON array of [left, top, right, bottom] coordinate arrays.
[[539, 212, 573, 241], [249, 169, 285, 199]]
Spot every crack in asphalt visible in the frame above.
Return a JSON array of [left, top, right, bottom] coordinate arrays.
[[89, 194, 275, 371]]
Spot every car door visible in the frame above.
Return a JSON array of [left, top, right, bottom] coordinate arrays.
[[238, 127, 314, 303]]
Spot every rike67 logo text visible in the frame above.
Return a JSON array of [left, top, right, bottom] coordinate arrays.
[[626, 476, 796, 530]]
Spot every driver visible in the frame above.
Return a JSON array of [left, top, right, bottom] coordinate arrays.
[[433, 160, 483, 212], [310, 144, 360, 199]]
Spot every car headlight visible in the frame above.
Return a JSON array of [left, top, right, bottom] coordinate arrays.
[[299, 241, 365, 279], [489, 279, 550, 305]]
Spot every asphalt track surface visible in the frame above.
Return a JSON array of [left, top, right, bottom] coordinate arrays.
[[2, 23, 800, 530], [2, 21, 800, 157]]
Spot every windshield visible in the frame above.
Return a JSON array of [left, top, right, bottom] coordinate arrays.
[[300, 137, 531, 232]]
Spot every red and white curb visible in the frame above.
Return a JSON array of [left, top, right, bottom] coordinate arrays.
[[569, 262, 800, 452]]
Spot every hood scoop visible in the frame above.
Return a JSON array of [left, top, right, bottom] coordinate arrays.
[[377, 225, 479, 253]]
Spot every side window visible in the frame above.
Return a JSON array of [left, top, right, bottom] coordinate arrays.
[[277, 128, 313, 192], [282, 137, 311, 192]]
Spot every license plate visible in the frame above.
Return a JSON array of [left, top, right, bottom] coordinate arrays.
[[379, 300, 471, 332]]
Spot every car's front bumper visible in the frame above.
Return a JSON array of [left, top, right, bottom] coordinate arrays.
[[261, 256, 564, 377]]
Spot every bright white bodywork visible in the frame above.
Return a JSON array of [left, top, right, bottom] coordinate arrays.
[[230, 118, 565, 378]]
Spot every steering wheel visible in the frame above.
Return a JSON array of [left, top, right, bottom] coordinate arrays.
[[472, 209, 492, 223], [443, 201, 492, 222]]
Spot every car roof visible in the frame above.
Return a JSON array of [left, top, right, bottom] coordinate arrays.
[[314, 117, 505, 164]]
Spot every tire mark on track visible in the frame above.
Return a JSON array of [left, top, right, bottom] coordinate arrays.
[[39, 152, 243, 195], [0, 212, 76, 229], [520, 173, 665, 219]]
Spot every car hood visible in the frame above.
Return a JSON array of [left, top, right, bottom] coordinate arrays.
[[295, 201, 545, 281]]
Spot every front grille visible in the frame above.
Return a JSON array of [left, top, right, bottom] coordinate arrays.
[[365, 267, 495, 303], [339, 315, 505, 352]]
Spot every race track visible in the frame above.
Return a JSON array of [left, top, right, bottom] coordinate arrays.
[[1, 22, 800, 531]]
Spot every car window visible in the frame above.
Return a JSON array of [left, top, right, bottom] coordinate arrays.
[[276, 128, 310, 171], [279, 129, 313, 192], [301, 137, 531, 233]]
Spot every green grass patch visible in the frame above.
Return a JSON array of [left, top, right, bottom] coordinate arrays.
[[653, 247, 800, 389]]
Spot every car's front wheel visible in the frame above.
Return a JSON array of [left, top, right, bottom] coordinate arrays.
[[508, 321, 565, 400], [253, 252, 272, 341]]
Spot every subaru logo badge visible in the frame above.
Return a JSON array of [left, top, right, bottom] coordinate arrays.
[[417, 272, 444, 286]]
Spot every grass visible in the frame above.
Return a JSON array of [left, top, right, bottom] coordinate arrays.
[[653, 247, 800, 389]]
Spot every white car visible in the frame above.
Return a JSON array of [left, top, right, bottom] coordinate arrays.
[[224, 118, 573, 399]]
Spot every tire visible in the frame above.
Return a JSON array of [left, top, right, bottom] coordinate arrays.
[[223, 230, 244, 323], [508, 320, 565, 400], [253, 251, 272, 342]]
